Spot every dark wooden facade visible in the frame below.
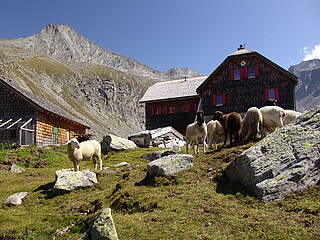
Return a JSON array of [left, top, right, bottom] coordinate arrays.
[[140, 76, 207, 135], [0, 78, 89, 146], [197, 47, 298, 115], [145, 97, 199, 135]]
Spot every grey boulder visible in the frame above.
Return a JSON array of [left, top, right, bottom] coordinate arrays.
[[226, 105, 320, 202], [141, 146, 181, 162], [101, 134, 137, 153], [54, 169, 98, 191], [80, 208, 118, 240], [3, 192, 28, 206], [147, 154, 194, 177]]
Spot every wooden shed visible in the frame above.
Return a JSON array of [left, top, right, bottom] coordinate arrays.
[[196, 46, 298, 116], [0, 78, 90, 146], [139, 76, 207, 135]]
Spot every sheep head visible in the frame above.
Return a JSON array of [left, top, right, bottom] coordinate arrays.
[[67, 138, 80, 149]]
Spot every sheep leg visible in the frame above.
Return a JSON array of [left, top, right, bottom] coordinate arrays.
[[203, 138, 206, 153], [223, 129, 228, 147], [73, 161, 77, 171]]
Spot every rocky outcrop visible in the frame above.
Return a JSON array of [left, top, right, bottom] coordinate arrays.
[[226, 105, 320, 202], [289, 59, 320, 112], [80, 208, 118, 240], [54, 169, 98, 191], [3, 192, 28, 206], [101, 134, 137, 153]]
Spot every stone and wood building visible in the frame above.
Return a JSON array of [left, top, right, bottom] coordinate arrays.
[[139, 76, 207, 135], [0, 78, 90, 146], [140, 46, 298, 135]]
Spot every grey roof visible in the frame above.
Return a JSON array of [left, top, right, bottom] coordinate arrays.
[[139, 76, 208, 103], [0, 78, 90, 128]]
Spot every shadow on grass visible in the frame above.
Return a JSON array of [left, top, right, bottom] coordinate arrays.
[[214, 171, 255, 197], [135, 173, 178, 187], [33, 182, 69, 199]]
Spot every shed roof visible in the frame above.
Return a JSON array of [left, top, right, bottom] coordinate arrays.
[[0, 78, 90, 128], [139, 76, 208, 103]]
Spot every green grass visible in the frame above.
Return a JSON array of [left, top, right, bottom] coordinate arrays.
[[0, 143, 319, 239]]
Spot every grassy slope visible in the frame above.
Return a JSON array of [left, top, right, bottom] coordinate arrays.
[[0, 143, 319, 240]]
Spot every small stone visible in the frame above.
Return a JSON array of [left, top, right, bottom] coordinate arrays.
[[4, 192, 28, 206], [10, 164, 25, 173]]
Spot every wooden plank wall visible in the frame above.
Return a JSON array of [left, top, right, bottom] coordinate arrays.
[[36, 111, 87, 146]]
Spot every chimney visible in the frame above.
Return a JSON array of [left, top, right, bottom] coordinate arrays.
[[238, 44, 245, 50]]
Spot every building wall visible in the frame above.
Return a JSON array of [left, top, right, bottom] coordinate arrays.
[[36, 111, 87, 146], [199, 56, 296, 115], [145, 98, 200, 135]]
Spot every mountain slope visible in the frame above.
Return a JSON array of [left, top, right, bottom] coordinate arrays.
[[0, 23, 200, 80], [0, 47, 155, 138], [289, 59, 320, 112]]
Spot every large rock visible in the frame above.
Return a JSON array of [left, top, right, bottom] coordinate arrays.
[[226, 105, 320, 202], [141, 147, 181, 162], [80, 208, 118, 240], [101, 134, 137, 153], [3, 192, 28, 206], [147, 154, 194, 177], [54, 169, 98, 191]]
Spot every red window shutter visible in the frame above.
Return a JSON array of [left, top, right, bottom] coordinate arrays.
[[162, 105, 167, 114], [212, 94, 216, 106], [243, 67, 248, 78], [254, 66, 259, 77], [149, 105, 154, 115], [187, 104, 191, 112], [264, 88, 269, 101], [172, 106, 176, 113], [222, 94, 226, 104], [182, 104, 185, 112], [240, 68, 244, 79], [230, 69, 234, 80], [275, 88, 279, 100], [193, 103, 197, 111]]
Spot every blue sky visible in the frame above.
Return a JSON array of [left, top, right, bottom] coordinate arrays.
[[0, 0, 319, 75]]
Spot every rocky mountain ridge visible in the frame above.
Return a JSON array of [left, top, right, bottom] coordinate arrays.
[[0, 23, 200, 80], [289, 59, 320, 112]]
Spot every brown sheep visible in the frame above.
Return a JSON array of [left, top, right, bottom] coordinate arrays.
[[213, 111, 243, 147]]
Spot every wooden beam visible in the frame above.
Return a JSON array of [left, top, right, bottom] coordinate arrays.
[[0, 119, 12, 128], [7, 118, 22, 129], [20, 118, 33, 129]]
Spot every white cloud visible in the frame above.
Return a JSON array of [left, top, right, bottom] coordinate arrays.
[[303, 44, 320, 61]]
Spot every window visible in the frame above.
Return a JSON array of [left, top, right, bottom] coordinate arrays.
[[264, 88, 279, 100], [248, 67, 255, 78], [155, 106, 161, 115], [212, 94, 226, 106], [182, 103, 191, 112], [234, 69, 241, 80], [168, 105, 176, 113], [52, 124, 59, 144], [161, 105, 168, 114]]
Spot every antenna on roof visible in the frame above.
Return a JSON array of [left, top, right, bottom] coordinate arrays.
[[184, 76, 187, 81]]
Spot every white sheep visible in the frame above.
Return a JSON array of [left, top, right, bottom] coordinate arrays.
[[67, 138, 102, 171], [185, 111, 207, 154], [259, 106, 286, 136], [206, 120, 224, 150], [283, 110, 302, 125], [241, 107, 263, 141]]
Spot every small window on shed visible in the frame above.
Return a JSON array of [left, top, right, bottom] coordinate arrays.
[[168, 105, 176, 114]]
